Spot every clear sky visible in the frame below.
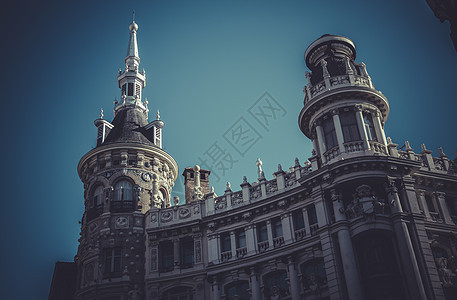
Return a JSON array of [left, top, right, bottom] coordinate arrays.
[[1, 0, 456, 299]]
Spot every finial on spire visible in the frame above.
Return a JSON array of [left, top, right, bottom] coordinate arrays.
[[100, 108, 104, 119], [156, 109, 160, 120], [132, 10, 135, 22]]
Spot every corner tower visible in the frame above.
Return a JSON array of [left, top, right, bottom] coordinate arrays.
[[74, 17, 178, 299], [299, 35, 389, 167]]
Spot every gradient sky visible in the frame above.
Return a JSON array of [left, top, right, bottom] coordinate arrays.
[[1, 0, 456, 299]]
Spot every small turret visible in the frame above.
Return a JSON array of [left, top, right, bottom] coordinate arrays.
[[299, 35, 390, 167]]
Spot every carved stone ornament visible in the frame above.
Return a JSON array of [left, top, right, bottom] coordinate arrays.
[[179, 208, 191, 219], [343, 184, 387, 221], [161, 211, 173, 222], [115, 216, 129, 229], [142, 172, 152, 182]]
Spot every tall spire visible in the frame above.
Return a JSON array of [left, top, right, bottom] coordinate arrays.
[[115, 14, 147, 116], [126, 11, 139, 70]]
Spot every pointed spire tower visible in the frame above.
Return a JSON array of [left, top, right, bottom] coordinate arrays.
[[115, 12, 147, 114]]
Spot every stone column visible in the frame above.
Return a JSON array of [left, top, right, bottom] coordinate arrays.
[[249, 267, 262, 300], [331, 188, 363, 299], [266, 220, 274, 248], [354, 105, 370, 150], [286, 256, 301, 300], [373, 110, 387, 146], [386, 180, 427, 299], [210, 276, 221, 300], [337, 229, 364, 299], [416, 189, 431, 218], [312, 138, 320, 157], [245, 224, 257, 255], [281, 212, 294, 243], [435, 192, 454, 224], [315, 121, 327, 163], [312, 188, 327, 228], [302, 207, 310, 237], [172, 238, 180, 269], [230, 230, 237, 259], [399, 176, 421, 214], [332, 109, 345, 154], [208, 233, 219, 264]]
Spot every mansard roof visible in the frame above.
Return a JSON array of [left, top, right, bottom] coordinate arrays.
[[102, 108, 154, 146]]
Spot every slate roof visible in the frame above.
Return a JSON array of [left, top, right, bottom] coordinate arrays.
[[102, 108, 155, 146]]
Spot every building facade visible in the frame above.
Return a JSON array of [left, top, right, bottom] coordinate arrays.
[[49, 19, 457, 300]]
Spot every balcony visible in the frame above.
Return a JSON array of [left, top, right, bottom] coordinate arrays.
[[273, 236, 284, 248], [344, 141, 364, 153], [369, 141, 388, 155], [310, 223, 319, 236], [257, 240, 269, 252], [304, 74, 373, 104], [236, 247, 247, 258], [221, 251, 232, 262], [111, 200, 134, 212], [294, 228, 306, 241], [323, 146, 340, 162]]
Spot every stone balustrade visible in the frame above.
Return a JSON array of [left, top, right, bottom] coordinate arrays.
[[257, 240, 269, 252], [323, 147, 340, 162], [236, 247, 247, 258], [389, 141, 455, 173], [304, 74, 373, 104]]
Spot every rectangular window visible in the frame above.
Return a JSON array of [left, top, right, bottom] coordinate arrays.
[[293, 210, 305, 230], [307, 204, 318, 225], [180, 238, 194, 268], [340, 111, 360, 142], [257, 222, 268, 242], [363, 112, 377, 141], [236, 229, 246, 249], [220, 232, 231, 252], [446, 197, 457, 217], [273, 218, 283, 238], [121, 84, 126, 96], [323, 117, 338, 150], [128, 83, 134, 96], [104, 248, 121, 275], [159, 241, 174, 272], [425, 194, 436, 212]]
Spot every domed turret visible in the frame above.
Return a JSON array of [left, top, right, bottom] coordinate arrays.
[[299, 35, 389, 166]]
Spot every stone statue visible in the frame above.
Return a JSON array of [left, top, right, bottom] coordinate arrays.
[[256, 158, 263, 178]]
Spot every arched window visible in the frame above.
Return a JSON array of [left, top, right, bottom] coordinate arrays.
[[92, 186, 104, 208], [162, 286, 193, 300], [263, 271, 289, 299], [87, 185, 104, 221], [112, 180, 133, 211], [224, 281, 250, 300], [301, 258, 327, 291]]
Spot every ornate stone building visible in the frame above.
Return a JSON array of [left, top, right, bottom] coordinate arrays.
[[49, 19, 457, 300]]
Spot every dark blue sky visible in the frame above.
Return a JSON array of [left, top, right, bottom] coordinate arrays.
[[1, 0, 456, 299]]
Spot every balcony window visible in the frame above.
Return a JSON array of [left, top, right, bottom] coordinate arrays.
[[112, 180, 133, 211], [180, 237, 194, 269], [307, 204, 318, 225], [159, 240, 174, 273], [103, 248, 121, 276], [272, 218, 283, 238], [340, 111, 360, 142], [323, 117, 338, 150], [220, 232, 231, 252], [235, 229, 246, 249], [257, 222, 268, 242], [293, 210, 305, 230], [363, 112, 377, 141]]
